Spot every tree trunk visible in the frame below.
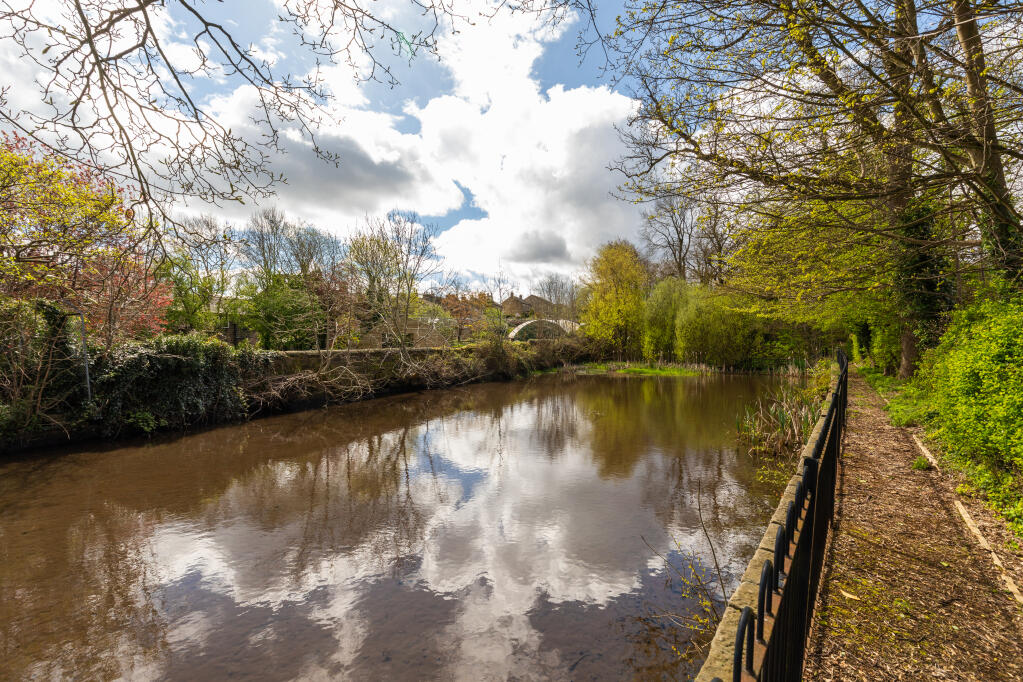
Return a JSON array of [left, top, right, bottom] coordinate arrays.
[[898, 326, 919, 379], [951, 0, 1022, 277]]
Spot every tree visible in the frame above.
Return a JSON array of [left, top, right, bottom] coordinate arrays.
[[231, 273, 324, 350], [0, 0, 474, 214], [532, 272, 580, 320], [0, 135, 169, 348], [643, 277, 686, 362], [616, 0, 1023, 277], [348, 211, 439, 353], [580, 241, 648, 359], [0, 0, 605, 223], [239, 208, 297, 290], [614, 0, 1023, 372], [438, 276, 492, 343], [164, 215, 237, 333], [641, 195, 698, 280], [232, 207, 357, 349]]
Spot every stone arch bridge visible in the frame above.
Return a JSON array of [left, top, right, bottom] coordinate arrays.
[[507, 318, 580, 340]]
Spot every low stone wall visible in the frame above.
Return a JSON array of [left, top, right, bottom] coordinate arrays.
[[270, 347, 456, 374], [250, 339, 591, 413], [694, 379, 838, 681]]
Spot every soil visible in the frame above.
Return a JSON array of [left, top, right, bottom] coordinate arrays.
[[804, 371, 1023, 681]]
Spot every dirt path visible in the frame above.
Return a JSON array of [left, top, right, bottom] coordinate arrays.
[[804, 371, 1023, 681]]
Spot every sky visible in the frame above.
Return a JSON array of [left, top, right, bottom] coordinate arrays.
[[0, 0, 645, 292], [177, 0, 645, 292]]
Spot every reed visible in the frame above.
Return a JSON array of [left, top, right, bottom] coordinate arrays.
[[737, 360, 830, 457]]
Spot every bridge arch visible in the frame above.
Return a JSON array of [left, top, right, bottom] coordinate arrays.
[[508, 318, 580, 340]]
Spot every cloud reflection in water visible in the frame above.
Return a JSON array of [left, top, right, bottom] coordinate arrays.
[[0, 374, 785, 680]]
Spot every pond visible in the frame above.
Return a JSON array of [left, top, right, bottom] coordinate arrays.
[[0, 373, 787, 681]]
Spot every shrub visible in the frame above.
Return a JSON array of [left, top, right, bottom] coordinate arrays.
[[869, 321, 901, 375], [0, 297, 89, 438], [91, 334, 275, 436], [916, 298, 1023, 532]]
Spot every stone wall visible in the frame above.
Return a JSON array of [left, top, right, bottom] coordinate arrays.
[[269, 346, 456, 374], [254, 339, 590, 413]]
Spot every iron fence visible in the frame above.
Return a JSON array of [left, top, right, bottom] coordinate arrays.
[[713, 349, 848, 682]]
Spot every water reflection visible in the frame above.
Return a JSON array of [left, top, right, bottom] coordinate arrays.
[[0, 374, 784, 680]]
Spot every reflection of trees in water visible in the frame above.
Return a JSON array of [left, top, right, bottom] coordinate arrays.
[[518, 384, 582, 458], [214, 425, 435, 582], [0, 501, 168, 680], [0, 373, 786, 679], [571, 374, 781, 479], [619, 549, 720, 681]]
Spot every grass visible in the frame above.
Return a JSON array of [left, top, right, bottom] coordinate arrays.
[[857, 365, 933, 427], [578, 361, 702, 377], [737, 359, 832, 458], [617, 365, 702, 377], [911, 455, 932, 471]]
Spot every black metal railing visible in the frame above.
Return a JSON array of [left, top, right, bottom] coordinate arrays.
[[714, 349, 848, 682]]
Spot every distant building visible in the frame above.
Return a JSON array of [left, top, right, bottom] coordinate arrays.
[[523, 294, 555, 317], [208, 296, 259, 346], [501, 294, 530, 318], [501, 294, 555, 319], [218, 319, 259, 347]]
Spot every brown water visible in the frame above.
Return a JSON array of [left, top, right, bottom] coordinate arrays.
[[0, 373, 786, 681]]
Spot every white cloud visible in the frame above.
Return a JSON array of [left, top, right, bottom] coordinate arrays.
[[184, 1, 644, 288]]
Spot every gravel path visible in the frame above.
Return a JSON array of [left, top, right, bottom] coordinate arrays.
[[804, 371, 1023, 681]]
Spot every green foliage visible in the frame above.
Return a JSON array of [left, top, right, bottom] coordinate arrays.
[[674, 288, 750, 367], [643, 277, 685, 362], [850, 334, 863, 363], [578, 361, 701, 377], [473, 307, 508, 342], [911, 456, 932, 471], [91, 334, 274, 437], [861, 298, 1023, 534], [617, 365, 701, 377], [885, 385, 932, 427], [231, 275, 324, 349], [737, 359, 832, 456], [914, 298, 1023, 533], [0, 297, 87, 437], [869, 322, 901, 375], [893, 200, 955, 348], [673, 287, 817, 370], [580, 241, 648, 359], [162, 255, 222, 333], [858, 365, 931, 426]]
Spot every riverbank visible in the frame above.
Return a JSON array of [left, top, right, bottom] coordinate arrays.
[[1, 337, 590, 455], [574, 360, 817, 378], [804, 370, 1023, 680]]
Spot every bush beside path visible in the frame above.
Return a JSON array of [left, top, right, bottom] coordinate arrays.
[[804, 371, 1023, 681]]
